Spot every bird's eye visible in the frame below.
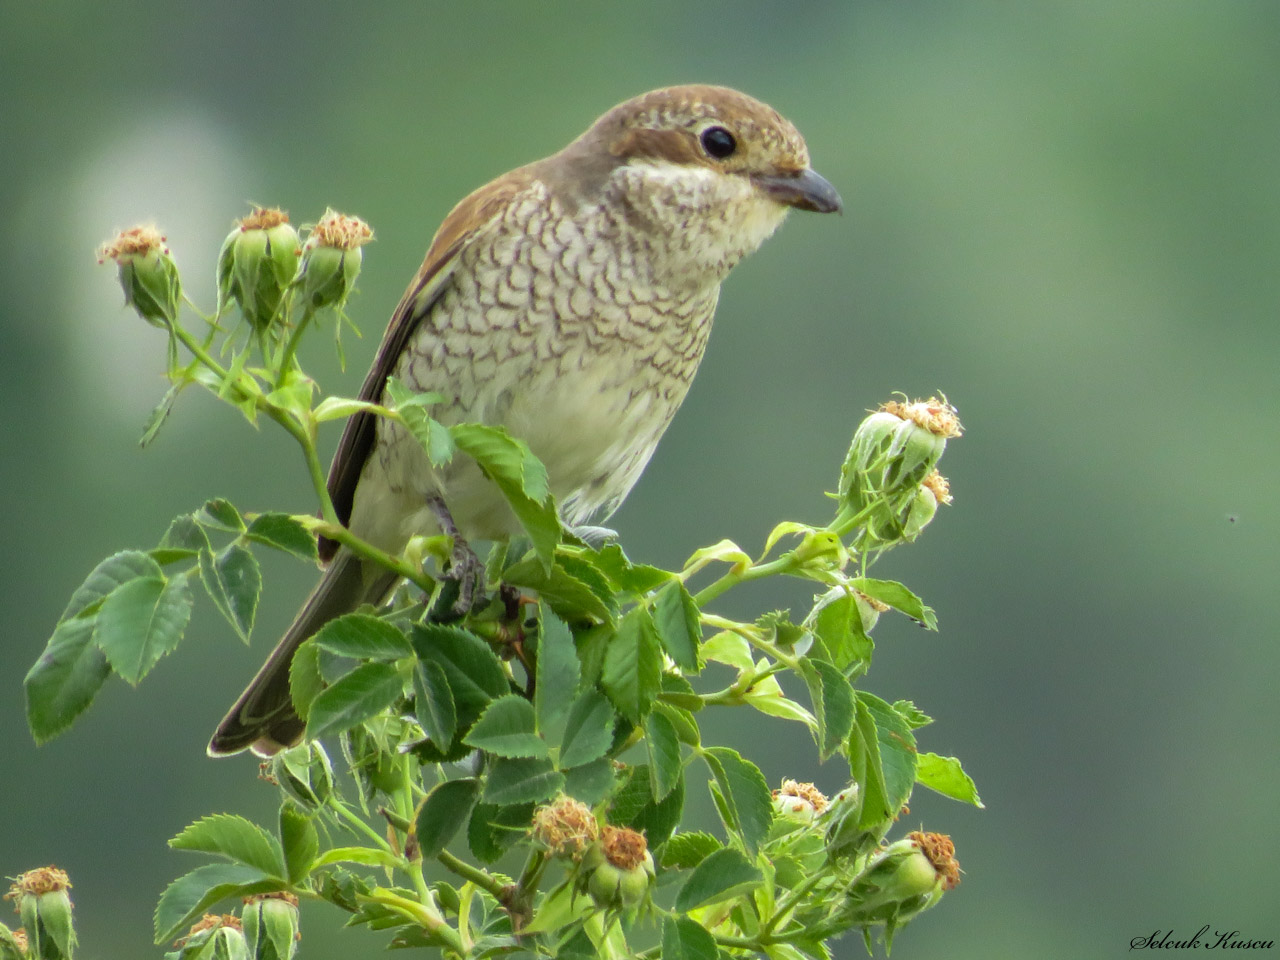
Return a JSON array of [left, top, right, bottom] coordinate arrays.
[[699, 126, 737, 160]]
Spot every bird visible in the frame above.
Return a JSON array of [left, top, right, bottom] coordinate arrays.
[[209, 84, 842, 757]]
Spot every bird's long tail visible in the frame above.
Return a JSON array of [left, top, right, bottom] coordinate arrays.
[[207, 549, 396, 757]]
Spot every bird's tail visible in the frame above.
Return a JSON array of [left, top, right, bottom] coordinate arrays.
[[207, 549, 396, 757]]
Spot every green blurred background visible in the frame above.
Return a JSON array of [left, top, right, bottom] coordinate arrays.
[[4, 1, 1278, 956]]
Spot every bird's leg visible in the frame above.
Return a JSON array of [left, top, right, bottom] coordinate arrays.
[[426, 495, 488, 616]]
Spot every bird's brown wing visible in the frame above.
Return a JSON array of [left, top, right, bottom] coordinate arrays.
[[319, 170, 535, 561]]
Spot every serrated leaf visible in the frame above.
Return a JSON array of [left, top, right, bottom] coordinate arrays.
[[534, 602, 579, 741], [743, 674, 818, 729], [159, 513, 210, 555], [289, 641, 324, 722], [169, 814, 285, 877], [310, 612, 413, 660], [561, 756, 615, 805], [916, 752, 984, 807], [802, 657, 856, 761], [415, 779, 480, 858], [645, 710, 682, 802], [892, 699, 934, 729], [410, 624, 509, 733], [702, 747, 773, 857], [413, 657, 457, 748], [601, 607, 662, 723], [557, 688, 616, 769], [467, 803, 533, 864], [674, 848, 763, 912], [451, 422, 559, 566], [660, 831, 722, 870], [859, 692, 917, 821], [385, 378, 455, 466], [245, 512, 319, 562], [850, 577, 937, 629], [612, 764, 684, 848], [24, 616, 111, 743], [658, 673, 704, 715], [154, 863, 276, 945], [200, 543, 260, 641], [482, 756, 563, 805], [279, 803, 319, 883], [502, 555, 614, 624], [583, 542, 672, 595], [653, 581, 702, 671], [701, 631, 753, 672], [196, 498, 245, 533], [464, 695, 548, 758], [305, 661, 406, 741], [94, 572, 193, 684], [310, 847, 402, 870], [61, 550, 162, 621], [809, 591, 873, 670], [662, 915, 719, 960]]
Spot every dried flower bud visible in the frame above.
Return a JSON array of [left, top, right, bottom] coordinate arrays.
[[4, 868, 75, 960], [217, 207, 301, 331], [532, 796, 600, 858], [98, 225, 181, 327], [240, 893, 299, 960], [170, 915, 247, 960], [295, 209, 372, 312], [577, 826, 655, 910], [0, 925, 27, 960], [772, 779, 830, 822]]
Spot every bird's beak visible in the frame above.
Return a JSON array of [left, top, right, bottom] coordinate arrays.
[[753, 167, 843, 214]]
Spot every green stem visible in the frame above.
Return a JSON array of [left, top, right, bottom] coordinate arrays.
[[328, 799, 393, 852], [436, 850, 509, 901], [760, 870, 828, 939], [317, 523, 437, 594], [276, 305, 316, 390], [692, 552, 801, 607]]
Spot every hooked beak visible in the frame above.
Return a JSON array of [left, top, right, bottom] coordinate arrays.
[[753, 167, 843, 214]]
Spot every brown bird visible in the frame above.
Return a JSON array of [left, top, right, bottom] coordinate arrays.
[[209, 84, 842, 757]]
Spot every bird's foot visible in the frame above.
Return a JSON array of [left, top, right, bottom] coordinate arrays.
[[426, 496, 490, 620]]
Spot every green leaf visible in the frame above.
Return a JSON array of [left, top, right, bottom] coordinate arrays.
[[654, 700, 701, 747], [411, 624, 509, 732], [535, 602, 580, 743], [662, 915, 719, 960], [413, 657, 457, 748], [582, 542, 672, 595], [612, 764, 685, 848], [312, 395, 384, 422], [558, 689, 616, 769], [289, 641, 324, 722], [660, 831, 722, 870], [464, 695, 548, 758], [674, 848, 763, 912], [305, 661, 406, 741], [195, 497, 245, 533], [848, 696, 888, 832], [199, 543, 261, 641], [658, 673, 704, 715], [169, 814, 285, 877], [850, 577, 937, 630], [702, 747, 773, 857], [159, 514, 211, 556], [645, 710, 682, 802], [916, 752, 984, 807], [153, 863, 276, 945], [451, 422, 559, 566], [809, 591, 873, 670], [502, 555, 614, 625], [482, 756, 563, 805], [892, 699, 934, 729], [94, 572, 193, 684], [24, 616, 111, 743], [802, 658, 856, 762], [414, 778, 481, 858], [245, 512, 319, 562], [859, 692, 918, 821], [652, 580, 702, 672], [467, 803, 533, 864], [279, 803, 319, 884], [139, 380, 182, 447], [561, 757, 616, 805], [310, 847, 402, 870], [601, 607, 662, 723], [310, 613, 413, 660], [385, 378, 453, 465], [60, 550, 162, 621]]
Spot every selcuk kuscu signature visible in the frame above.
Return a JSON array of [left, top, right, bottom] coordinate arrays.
[[1131, 927, 1274, 950]]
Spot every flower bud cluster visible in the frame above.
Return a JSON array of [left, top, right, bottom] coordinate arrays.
[[295, 209, 372, 313], [240, 893, 300, 960], [98, 225, 181, 327], [168, 915, 246, 960], [268, 742, 334, 809], [532, 795, 600, 859], [834, 396, 961, 548]]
